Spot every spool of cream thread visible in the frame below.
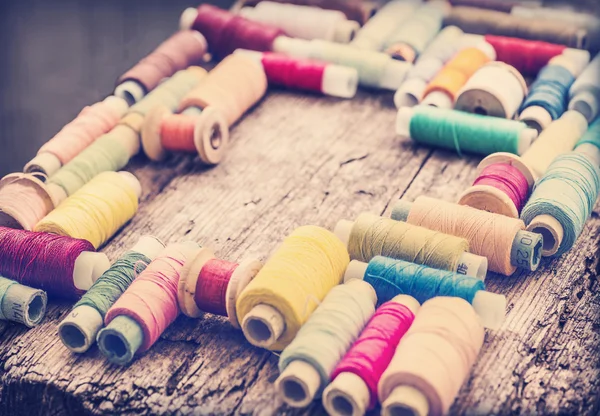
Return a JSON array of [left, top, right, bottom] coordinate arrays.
[[521, 110, 589, 179], [97, 241, 200, 365], [393, 26, 464, 108], [238, 2, 360, 43], [0, 276, 47, 327], [454, 61, 528, 119], [458, 152, 536, 219], [395, 107, 537, 156], [272, 37, 411, 90], [0, 173, 55, 230], [321, 294, 420, 416], [24, 96, 129, 178], [343, 260, 505, 329], [569, 53, 600, 124], [520, 51, 591, 132], [275, 279, 377, 409], [177, 247, 262, 327], [421, 42, 497, 109], [333, 218, 488, 279], [58, 235, 165, 353], [391, 198, 543, 274]]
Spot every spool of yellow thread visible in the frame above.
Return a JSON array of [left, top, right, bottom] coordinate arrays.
[[35, 171, 140, 249], [236, 225, 349, 351]]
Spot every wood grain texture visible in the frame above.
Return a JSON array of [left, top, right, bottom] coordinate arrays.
[[0, 1, 599, 415]]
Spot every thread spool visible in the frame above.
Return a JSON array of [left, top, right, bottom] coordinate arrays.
[[0, 227, 109, 298], [378, 297, 485, 416], [276, 280, 376, 408], [0, 276, 47, 327], [521, 110, 589, 179], [98, 242, 200, 365], [448, 0, 541, 12], [391, 196, 543, 275], [177, 54, 268, 126], [422, 45, 495, 109], [383, 1, 447, 63], [394, 26, 464, 108], [35, 171, 140, 249], [333, 213, 487, 279], [350, 0, 421, 51], [58, 236, 165, 353], [236, 0, 378, 25], [239, 2, 360, 43], [454, 62, 527, 119], [234, 50, 359, 98], [177, 249, 262, 328], [181, 4, 285, 60], [521, 147, 600, 257], [345, 257, 506, 329], [569, 53, 600, 123], [511, 5, 600, 34], [273, 37, 411, 90], [458, 152, 536, 218], [0, 173, 55, 231], [397, 105, 537, 156], [518, 63, 579, 132], [115, 31, 207, 105], [577, 118, 600, 163], [237, 226, 349, 351], [24, 96, 129, 177], [444, 7, 588, 50], [322, 295, 419, 416]]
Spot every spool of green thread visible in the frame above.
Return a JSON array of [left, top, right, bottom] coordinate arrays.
[[396, 105, 538, 156], [58, 235, 165, 353], [0, 276, 47, 327]]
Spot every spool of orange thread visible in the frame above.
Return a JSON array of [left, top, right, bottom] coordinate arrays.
[[142, 54, 268, 163], [422, 45, 495, 109]]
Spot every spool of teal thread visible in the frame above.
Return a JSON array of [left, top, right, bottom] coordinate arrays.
[[521, 151, 600, 257], [396, 105, 538, 156], [344, 256, 506, 329]]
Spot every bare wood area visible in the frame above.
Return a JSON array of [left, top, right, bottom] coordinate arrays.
[[0, 87, 599, 415]]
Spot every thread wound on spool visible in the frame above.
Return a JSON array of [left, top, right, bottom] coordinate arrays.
[[35, 172, 139, 249], [328, 298, 416, 411], [521, 152, 600, 257], [237, 225, 349, 351], [277, 281, 376, 406], [0, 227, 96, 298], [520, 65, 575, 122], [569, 53, 600, 123], [378, 297, 485, 416], [345, 213, 470, 273], [0, 276, 48, 327], [191, 4, 285, 59], [0, 174, 55, 231]]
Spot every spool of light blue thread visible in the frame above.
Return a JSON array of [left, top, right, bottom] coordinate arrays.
[[344, 256, 506, 329], [519, 65, 576, 132], [569, 53, 600, 123], [521, 150, 600, 257], [275, 280, 376, 409]]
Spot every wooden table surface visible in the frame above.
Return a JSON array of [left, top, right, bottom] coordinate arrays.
[[0, 1, 599, 415]]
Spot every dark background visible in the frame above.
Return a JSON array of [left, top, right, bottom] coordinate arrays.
[[0, 0, 597, 177], [0, 0, 233, 177]]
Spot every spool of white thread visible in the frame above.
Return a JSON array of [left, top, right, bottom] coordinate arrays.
[[239, 2, 360, 43], [569, 53, 600, 123], [455, 62, 528, 119]]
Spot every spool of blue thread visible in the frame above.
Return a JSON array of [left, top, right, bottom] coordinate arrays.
[[344, 256, 506, 329]]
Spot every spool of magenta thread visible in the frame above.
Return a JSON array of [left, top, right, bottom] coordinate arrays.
[[322, 295, 419, 416], [0, 227, 109, 299]]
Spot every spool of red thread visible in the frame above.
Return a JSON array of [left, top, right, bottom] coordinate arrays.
[[322, 295, 419, 416], [0, 227, 110, 299], [235, 50, 358, 98], [458, 153, 535, 219], [177, 247, 262, 328], [484, 35, 566, 76], [115, 30, 208, 104], [181, 4, 285, 59]]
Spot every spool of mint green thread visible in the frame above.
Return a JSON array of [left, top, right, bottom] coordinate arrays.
[[397, 106, 536, 156], [577, 118, 600, 150]]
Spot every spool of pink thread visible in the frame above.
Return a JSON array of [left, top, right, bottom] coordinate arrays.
[[322, 295, 419, 416], [458, 152, 535, 218], [98, 242, 200, 365]]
